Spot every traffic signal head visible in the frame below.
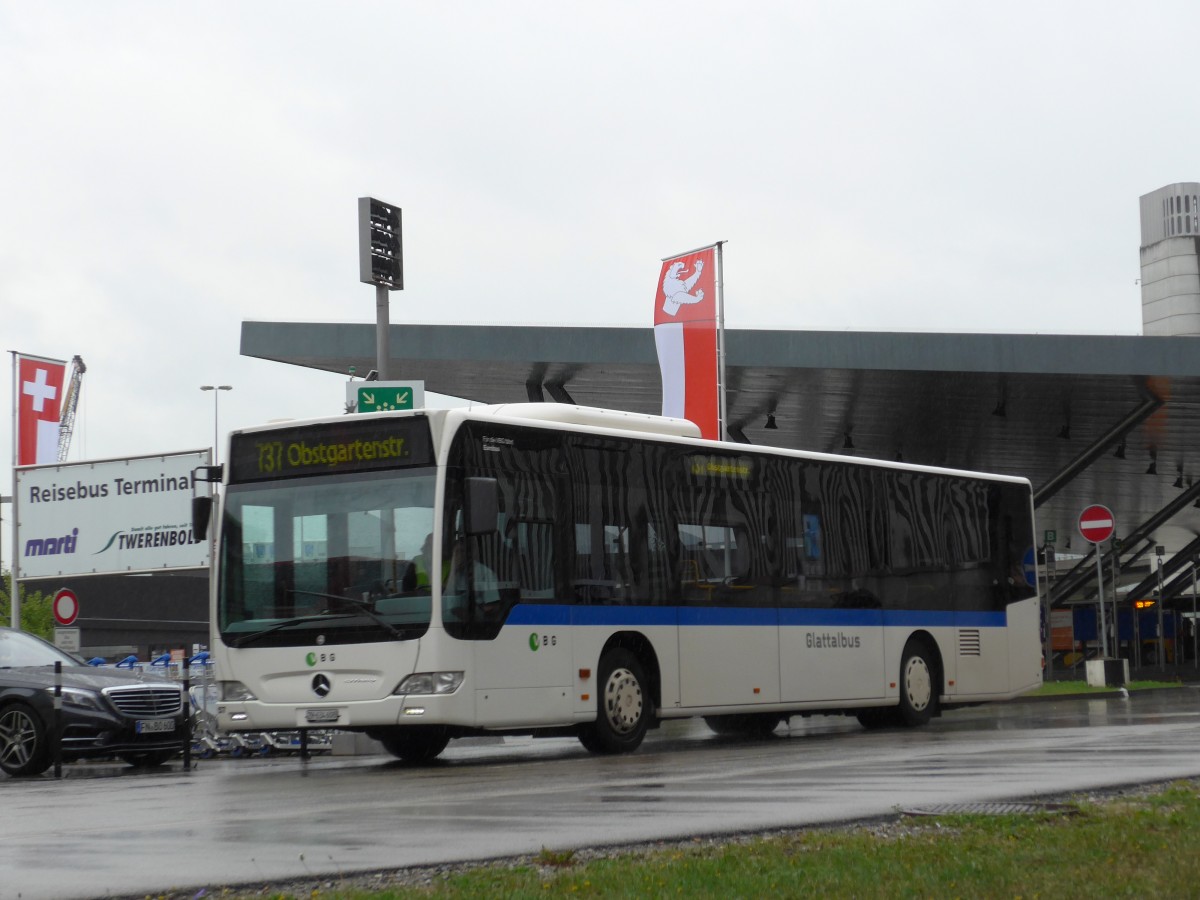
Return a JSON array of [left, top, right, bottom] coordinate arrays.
[[358, 197, 403, 289]]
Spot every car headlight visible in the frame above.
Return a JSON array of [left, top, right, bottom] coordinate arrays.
[[50, 687, 104, 711], [393, 671, 464, 695], [218, 680, 258, 702]]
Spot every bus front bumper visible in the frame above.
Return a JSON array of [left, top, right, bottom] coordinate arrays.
[[217, 690, 471, 732]]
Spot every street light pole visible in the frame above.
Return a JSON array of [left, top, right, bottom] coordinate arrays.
[[199, 385, 232, 465]]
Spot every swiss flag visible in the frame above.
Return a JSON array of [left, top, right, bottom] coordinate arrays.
[[16, 354, 67, 466]]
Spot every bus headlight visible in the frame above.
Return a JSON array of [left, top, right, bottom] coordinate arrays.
[[393, 671, 464, 696], [218, 681, 258, 702]]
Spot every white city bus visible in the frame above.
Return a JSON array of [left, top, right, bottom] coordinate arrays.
[[198, 403, 1042, 761]]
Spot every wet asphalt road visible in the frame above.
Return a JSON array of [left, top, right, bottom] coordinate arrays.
[[3, 688, 1200, 900]]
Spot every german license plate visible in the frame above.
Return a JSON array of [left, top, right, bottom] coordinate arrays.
[[305, 708, 339, 724], [136, 719, 175, 734]]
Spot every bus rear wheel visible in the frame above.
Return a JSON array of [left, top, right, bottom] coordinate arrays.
[[379, 726, 451, 763], [580, 649, 650, 754], [896, 639, 939, 727]]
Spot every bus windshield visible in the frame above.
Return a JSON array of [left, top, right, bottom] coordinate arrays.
[[217, 468, 436, 647]]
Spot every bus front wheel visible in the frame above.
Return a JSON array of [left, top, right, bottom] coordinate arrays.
[[581, 649, 650, 754], [379, 726, 450, 763], [896, 639, 939, 727]]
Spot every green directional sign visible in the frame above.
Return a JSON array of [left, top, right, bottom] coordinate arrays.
[[344, 379, 425, 414], [356, 385, 415, 412]]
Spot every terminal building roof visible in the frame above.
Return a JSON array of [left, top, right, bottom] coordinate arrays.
[[242, 321, 1200, 611]]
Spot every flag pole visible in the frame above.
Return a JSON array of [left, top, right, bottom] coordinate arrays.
[[9, 351, 14, 471], [715, 241, 727, 441], [8, 351, 16, 629]]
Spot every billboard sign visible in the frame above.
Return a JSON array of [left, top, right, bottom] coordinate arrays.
[[15, 450, 211, 579]]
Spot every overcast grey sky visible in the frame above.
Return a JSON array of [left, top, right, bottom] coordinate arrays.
[[2, 1, 1195, 493]]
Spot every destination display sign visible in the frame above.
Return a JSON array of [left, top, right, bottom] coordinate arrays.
[[228, 417, 434, 483], [687, 454, 754, 481]]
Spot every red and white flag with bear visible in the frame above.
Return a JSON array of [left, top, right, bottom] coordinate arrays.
[[653, 243, 725, 441]]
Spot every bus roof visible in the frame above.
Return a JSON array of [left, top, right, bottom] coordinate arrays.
[[447, 404, 1033, 489]]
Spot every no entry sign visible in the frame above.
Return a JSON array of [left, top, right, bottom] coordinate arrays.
[[1078, 504, 1115, 544], [52, 588, 79, 626]]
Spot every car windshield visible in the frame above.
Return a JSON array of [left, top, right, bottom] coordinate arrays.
[[0, 629, 81, 668], [218, 467, 436, 647]]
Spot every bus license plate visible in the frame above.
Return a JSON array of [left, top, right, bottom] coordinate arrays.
[[305, 708, 339, 724], [136, 719, 175, 734]]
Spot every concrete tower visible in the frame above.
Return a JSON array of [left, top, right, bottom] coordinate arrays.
[[1140, 182, 1200, 335]]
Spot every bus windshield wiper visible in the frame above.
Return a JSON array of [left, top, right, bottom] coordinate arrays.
[[231, 613, 353, 648], [285, 589, 405, 640]]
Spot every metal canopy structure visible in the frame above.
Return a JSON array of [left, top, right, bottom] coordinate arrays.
[[241, 320, 1200, 610]]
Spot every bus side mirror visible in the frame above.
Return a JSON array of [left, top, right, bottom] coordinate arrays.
[[190, 464, 222, 542], [192, 496, 213, 541], [464, 477, 499, 535]]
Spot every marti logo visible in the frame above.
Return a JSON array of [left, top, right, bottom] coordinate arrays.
[[24, 527, 80, 558]]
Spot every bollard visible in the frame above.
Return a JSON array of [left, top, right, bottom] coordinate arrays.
[[182, 661, 192, 771], [53, 661, 62, 778]]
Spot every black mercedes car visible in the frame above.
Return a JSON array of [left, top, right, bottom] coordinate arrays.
[[0, 627, 187, 777]]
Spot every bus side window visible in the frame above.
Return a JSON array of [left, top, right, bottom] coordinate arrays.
[[572, 522, 629, 604], [512, 520, 556, 600], [678, 523, 755, 605]]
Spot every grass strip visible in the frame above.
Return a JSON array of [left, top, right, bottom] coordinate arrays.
[[1028, 678, 1181, 696], [217, 779, 1200, 899]]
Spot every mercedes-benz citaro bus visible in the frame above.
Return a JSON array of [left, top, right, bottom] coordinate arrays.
[[194, 403, 1042, 762]]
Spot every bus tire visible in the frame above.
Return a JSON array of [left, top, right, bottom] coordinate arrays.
[[380, 726, 451, 763], [896, 639, 939, 727], [582, 649, 650, 754], [577, 728, 604, 753]]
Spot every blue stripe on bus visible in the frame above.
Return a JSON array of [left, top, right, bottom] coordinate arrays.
[[678, 607, 779, 627], [881, 610, 1007, 628], [505, 605, 574, 626], [778, 608, 882, 628], [503, 604, 1006, 629], [572, 607, 679, 627]]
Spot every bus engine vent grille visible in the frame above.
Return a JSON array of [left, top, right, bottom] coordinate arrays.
[[958, 629, 982, 656]]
